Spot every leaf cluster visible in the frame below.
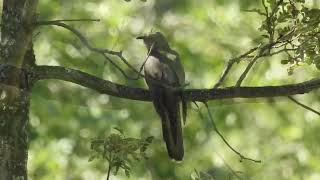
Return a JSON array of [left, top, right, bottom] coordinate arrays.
[[89, 128, 153, 177], [256, 0, 320, 74], [191, 169, 215, 180]]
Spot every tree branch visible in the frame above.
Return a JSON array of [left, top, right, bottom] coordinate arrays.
[[31, 65, 150, 101], [28, 65, 320, 102], [36, 20, 144, 80], [234, 36, 294, 87], [235, 54, 260, 87], [213, 46, 259, 88], [288, 96, 320, 116], [203, 102, 261, 163], [36, 20, 119, 56]]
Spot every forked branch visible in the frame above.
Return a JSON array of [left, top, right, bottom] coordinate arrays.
[[36, 20, 144, 80]]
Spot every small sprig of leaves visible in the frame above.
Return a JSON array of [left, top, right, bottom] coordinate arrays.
[[256, 0, 320, 74], [191, 169, 215, 180], [89, 128, 153, 179], [217, 0, 320, 87]]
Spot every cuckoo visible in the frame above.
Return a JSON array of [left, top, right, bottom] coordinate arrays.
[[137, 32, 187, 161]]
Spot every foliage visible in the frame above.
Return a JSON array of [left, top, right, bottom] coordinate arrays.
[[191, 169, 215, 180], [89, 128, 153, 178], [253, 0, 320, 74]]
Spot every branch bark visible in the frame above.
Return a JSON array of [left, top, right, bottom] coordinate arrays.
[[29, 65, 320, 102], [32, 65, 150, 101]]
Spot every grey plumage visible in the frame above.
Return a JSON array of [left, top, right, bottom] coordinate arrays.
[[137, 32, 186, 161]]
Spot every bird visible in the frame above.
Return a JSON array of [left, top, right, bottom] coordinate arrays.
[[137, 32, 187, 161]]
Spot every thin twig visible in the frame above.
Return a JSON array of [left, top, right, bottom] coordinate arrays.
[[267, 48, 297, 56], [235, 54, 260, 87], [213, 46, 260, 88], [106, 163, 112, 180], [234, 23, 300, 87], [36, 21, 144, 79], [36, 21, 122, 55], [215, 152, 244, 180], [106, 152, 113, 180], [235, 43, 266, 87], [113, 52, 145, 79], [261, 0, 268, 15], [235, 35, 298, 87], [243, 8, 267, 16], [100, 52, 137, 80], [135, 43, 154, 79], [202, 102, 261, 163], [213, 60, 236, 89], [288, 96, 320, 116]]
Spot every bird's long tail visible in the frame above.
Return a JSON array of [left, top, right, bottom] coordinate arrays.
[[151, 87, 184, 161]]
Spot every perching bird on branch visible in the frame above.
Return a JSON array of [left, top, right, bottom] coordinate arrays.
[[137, 32, 187, 161]]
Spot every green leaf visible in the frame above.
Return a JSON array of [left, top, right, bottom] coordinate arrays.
[[145, 136, 154, 143], [88, 155, 96, 162], [281, 60, 289, 64], [113, 127, 124, 134], [125, 169, 130, 177]]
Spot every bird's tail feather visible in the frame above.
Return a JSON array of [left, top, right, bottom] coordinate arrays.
[[181, 93, 187, 125], [151, 87, 184, 161]]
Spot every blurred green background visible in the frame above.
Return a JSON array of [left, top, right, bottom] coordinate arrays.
[[18, 0, 320, 179]]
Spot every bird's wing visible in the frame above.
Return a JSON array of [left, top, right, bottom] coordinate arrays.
[[171, 56, 185, 86], [162, 54, 187, 124], [156, 52, 185, 86]]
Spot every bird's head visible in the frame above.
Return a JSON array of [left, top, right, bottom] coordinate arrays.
[[137, 32, 173, 53]]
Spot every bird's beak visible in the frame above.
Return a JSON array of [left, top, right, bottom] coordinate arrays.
[[136, 36, 145, 40]]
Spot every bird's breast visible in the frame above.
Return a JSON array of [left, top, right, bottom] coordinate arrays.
[[144, 56, 177, 86], [144, 56, 162, 79]]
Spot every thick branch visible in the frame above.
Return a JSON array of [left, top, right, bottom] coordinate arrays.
[[30, 65, 320, 102], [32, 65, 150, 101]]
